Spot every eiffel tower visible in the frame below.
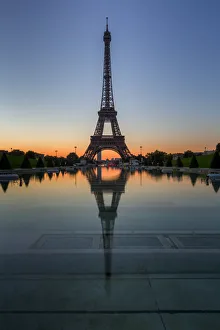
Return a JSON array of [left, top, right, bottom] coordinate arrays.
[[83, 18, 132, 161], [85, 167, 129, 276]]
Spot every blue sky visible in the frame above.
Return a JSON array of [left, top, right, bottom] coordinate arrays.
[[0, 0, 219, 156]]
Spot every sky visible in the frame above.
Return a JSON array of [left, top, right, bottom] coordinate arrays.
[[0, 0, 219, 158]]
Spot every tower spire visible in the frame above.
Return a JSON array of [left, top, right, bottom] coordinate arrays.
[[83, 19, 132, 160]]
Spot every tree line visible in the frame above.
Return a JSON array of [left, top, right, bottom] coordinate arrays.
[[0, 150, 80, 170]]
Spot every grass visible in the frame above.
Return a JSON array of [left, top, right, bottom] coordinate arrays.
[[173, 153, 214, 168]]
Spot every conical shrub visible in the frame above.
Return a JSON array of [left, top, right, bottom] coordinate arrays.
[[166, 157, 173, 167], [21, 155, 32, 169], [176, 156, 183, 167], [189, 154, 199, 168], [36, 157, 45, 168], [0, 153, 12, 170], [47, 158, 54, 167], [210, 151, 220, 169]]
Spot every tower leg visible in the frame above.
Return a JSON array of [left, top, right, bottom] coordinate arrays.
[[97, 151, 102, 162]]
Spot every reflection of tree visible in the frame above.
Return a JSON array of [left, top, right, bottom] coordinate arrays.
[[85, 168, 129, 277], [0, 181, 9, 193], [21, 174, 33, 187], [47, 172, 53, 181], [172, 171, 183, 182], [35, 172, 45, 183], [148, 170, 163, 181], [211, 181, 220, 193], [189, 173, 199, 187]]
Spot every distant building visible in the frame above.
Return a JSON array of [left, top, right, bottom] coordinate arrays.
[[130, 159, 140, 167], [203, 150, 215, 156], [172, 153, 184, 160]]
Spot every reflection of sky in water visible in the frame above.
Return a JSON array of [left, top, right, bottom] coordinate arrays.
[[0, 169, 219, 233]]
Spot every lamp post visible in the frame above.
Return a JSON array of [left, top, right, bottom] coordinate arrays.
[[74, 146, 77, 155], [55, 150, 58, 157], [140, 146, 143, 164]]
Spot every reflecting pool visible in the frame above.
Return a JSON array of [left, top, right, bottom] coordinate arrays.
[[0, 168, 220, 329]]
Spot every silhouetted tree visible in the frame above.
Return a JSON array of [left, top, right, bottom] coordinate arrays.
[[66, 152, 79, 165], [146, 150, 167, 166], [183, 150, 193, 158], [21, 155, 32, 169], [9, 149, 25, 156], [216, 143, 220, 153], [189, 154, 199, 168], [176, 156, 183, 167], [166, 156, 173, 167], [0, 153, 12, 170], [36, 157, 45, 168], [26, 150, 36, 159], [210, 151, 220, 169], [47, 158, 55, 167], [54, 157, 60, 166], [60, 157, 67, 166]]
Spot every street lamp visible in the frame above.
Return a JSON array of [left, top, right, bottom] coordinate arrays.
[[55, 150, 58, 157], [140, 146, 142, 156], [74, 146, 77, 155]]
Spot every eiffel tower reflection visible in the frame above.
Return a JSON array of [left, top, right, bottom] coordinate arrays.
[[85, 167, 129, 277]]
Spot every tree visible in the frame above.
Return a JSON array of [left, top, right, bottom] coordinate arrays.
[[54, 157, 61, 166], [36, 157, 45, 168], [166, 156, 173, 167], [66, 152, 79, 165], [60, 157, 67, 166], [183, 150, 193, 158], [26, 150, 36, 159], [146, 150, 167, 166], [210, 151, 220, 169], [47, 158, 55, 167], [21, 155, 32, 169], [216, 143, 220, 153], [189, 154, 199, 168], [176, 156, 183, 167], [0, 153, 12, 170], [9, 149, 25, 156]]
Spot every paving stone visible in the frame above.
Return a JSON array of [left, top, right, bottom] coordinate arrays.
[[0, 314, 164, 330], [0, 278, 157, 311], [162, 313, 220, 330], [151, 279, 220, 310], [32, 235, 94, 249]]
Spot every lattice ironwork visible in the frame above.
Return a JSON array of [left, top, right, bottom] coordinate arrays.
[[83, 18, 132, 160]]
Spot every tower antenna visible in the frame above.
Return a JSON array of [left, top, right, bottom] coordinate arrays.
[[106, 17, 108, 31]]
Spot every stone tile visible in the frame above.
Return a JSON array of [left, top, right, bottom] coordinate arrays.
[[171, 235, 220, 249], [151, 279, 220, 310], [112, 235, 163, 248], [0, 314, 164, 330], [31, 235, 94, 249], [162, 313, 220, 330], [0, 278, 157, 311]]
